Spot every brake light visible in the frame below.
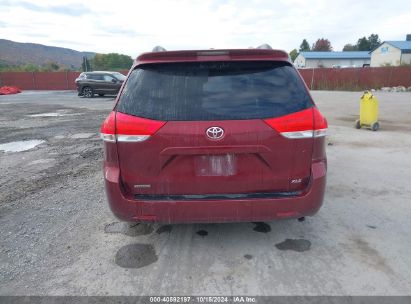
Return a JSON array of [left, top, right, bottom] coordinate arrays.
[[197, 51, 229, 56], [263, 108, 327, 139], [313, 107, 328, 137], [100, 111, 116, 142], [100, 111, 166, 142]]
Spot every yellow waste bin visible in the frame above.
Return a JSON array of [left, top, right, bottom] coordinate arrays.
[[355, 91, 379, 131]]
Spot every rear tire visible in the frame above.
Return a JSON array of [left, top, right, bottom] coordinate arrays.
[[82, 86, 94, 98], [371, 121, 379, 131], [355, 120, 361, 129]]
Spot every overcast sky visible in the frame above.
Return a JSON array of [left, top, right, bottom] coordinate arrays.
[[1, 0, 410, 57]]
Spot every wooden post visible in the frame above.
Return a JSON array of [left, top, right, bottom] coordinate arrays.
[[65, 71, 69, 90], [310, 68, 315, 90], [32, 72, 36, 89]]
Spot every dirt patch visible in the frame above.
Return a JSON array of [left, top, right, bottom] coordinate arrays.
[[115, 244, 158, 269], [0, 141, 102, 206], [0, 102, 107, 209], [352, 238, 395, 276], [275, 239, 311, 252]]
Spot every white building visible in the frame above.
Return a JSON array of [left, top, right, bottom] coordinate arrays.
[[370, 36, 411, 67], [294, 51, 371, 68]]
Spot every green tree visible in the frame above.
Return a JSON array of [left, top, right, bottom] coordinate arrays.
[[81, 56, 91, 72], [299, 39, 310, 52], [0, 62, 77, 72], [21, 64, 41, 72], [342, 44, 358, 51], [356, 37, 371, 51], [343, 34, 381, 52], [0, 61, 9, 71], [368, 34, 381, 50], [0, 63, 40, 72], [312, 38, 333, 51], [90, 53, 133, 70], [289, 49, 298, 62], [41, 61, 60, 71]]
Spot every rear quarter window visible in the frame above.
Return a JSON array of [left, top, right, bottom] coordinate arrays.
[[116, 61, 312, 121]]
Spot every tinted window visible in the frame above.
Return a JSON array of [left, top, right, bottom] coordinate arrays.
[[113, 72, 126, 81], [103, 75, 115, 82], [88, 74, 104, 80], [117, 61, 312, 121]]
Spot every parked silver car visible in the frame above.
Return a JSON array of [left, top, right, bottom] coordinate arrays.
[[75, 71, 126, 98]]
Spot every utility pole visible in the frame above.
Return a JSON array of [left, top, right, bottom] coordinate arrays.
[[83, 56, 88, 72]]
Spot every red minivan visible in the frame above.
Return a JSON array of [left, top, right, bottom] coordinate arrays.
[[100, 47, 327, 223]]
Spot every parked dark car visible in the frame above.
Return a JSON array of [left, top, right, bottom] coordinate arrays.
[[75, 71, 126, 98], [100, 46, 328, 223]]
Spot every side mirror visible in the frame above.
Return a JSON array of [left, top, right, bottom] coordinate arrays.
[[111, 79, 117, 83]]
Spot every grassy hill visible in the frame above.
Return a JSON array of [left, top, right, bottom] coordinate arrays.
[[0, 39, 95, 69]]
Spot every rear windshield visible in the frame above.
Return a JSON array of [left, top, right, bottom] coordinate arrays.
[[116, 61, 312, 121]]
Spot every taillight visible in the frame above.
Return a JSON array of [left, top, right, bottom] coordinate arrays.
[[100, 111, 116, 142], [100, 111, 166, 142], [263, 107, 327, 139], [312, 107, 328, 137]]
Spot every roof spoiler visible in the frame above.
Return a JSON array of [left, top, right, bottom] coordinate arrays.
[[151, 44, 273, 52], [137, 49, 289, 64]]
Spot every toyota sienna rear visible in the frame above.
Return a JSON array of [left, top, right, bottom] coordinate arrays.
[[101, 46, 327, 223]]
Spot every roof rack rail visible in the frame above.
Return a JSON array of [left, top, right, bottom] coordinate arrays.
[[152, 46, 167, 52], [256, 44, 273, 50]]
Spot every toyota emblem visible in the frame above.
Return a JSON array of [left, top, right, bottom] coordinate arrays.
[[206, 126, 224, 140]]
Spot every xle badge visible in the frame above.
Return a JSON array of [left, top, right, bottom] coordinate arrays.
[[134, 184, 151, 189]]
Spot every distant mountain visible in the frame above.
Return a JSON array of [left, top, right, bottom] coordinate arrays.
[[0, 39, 95, 68]]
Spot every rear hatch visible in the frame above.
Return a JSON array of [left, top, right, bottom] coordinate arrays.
[[113, 61, 316, 197]]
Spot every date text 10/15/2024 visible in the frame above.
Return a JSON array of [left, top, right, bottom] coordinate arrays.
[[149, 296, 257, 303]]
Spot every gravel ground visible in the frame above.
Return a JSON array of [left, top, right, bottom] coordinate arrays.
[[0, 90, 410, 296]]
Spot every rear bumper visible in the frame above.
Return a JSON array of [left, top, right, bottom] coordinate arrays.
[[104, 161, 326, 223]]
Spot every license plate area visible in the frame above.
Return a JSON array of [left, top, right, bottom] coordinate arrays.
[[195, 154, 237, 176]]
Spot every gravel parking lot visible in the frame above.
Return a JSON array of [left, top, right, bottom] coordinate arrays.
[[0, 90, 410, 296]]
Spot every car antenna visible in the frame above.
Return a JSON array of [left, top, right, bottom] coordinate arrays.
[[152, 46, 167, 52], [256, 44, 272, 49]]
